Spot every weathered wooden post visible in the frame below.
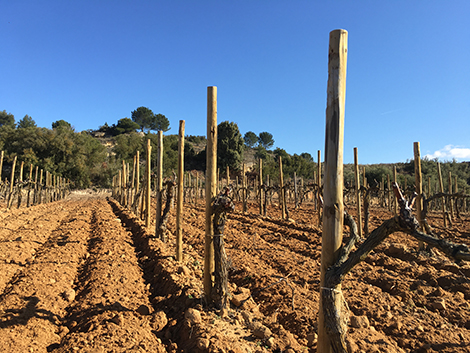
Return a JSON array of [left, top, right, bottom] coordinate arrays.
[[414, 142, 425, 250], [122, 160, 127, 207], [242, 163, 247, 213], [38, 169, 43, 204], [196, 172, 199, 204], [455, 175, 460, 218], [33, 166, 38, 204], [393, 166, 398, 215], [118, 170, 122, 203], [26, 164, 33, 207], [176, 120, 185, 261], [7, 156, 17, 209], [294, 172, 298, 209], [362, 166, 367, 188], [279, 156, 286, 220], [448, 171, 454, 219], [145, 139, 152, 228], [205, 86, 217, 301], [131, 155, 136, 208], [226, 165, 230, 187], [259, 158, 264, 215], [19, 161, 24, 182], [135, 151, 140, 216], [317, 150, 322, 225], [387, 174, 391, 211], [155, 131, 164, 238], [0, 151, 3, 181], [318, 29, 347, 353], [353, 147, 363, 238]]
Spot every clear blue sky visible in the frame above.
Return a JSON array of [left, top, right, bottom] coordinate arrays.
[[2, 1, 469, 164]]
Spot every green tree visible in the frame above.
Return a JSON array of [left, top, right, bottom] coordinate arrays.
[[217, 121, 244, 172], [113, 118, 140, 135], [243, 131, 258, 148], [17, 115, 36, 129], [258, 131, 274, 149], [131, 107, 170, 132], [150, 113, 170, 132], [254, 145, 269, 160], [52, 120, 73, 130], [131, 107, 154, 132], [0, 110, 15, 128], [113, 132, 144, 161]]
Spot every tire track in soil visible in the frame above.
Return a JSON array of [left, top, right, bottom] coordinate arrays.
[[0, 200, 94, 353], [54, 199, 167, 353]]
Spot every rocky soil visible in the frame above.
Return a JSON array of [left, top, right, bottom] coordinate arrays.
[[0, 191, 469, 352]]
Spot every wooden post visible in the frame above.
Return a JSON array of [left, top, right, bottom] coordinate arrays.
[[259, 158, 264, 215], [131, 155, 136, 209], [135, 151, 140, 216], [7, 156, 17, 209], [122, 160, 127, 206], [242, 163, 247, 213], [317, 150, 322, 225], [413, 142, 425, 250], [0, 151, 3, 181], [279, 156, 285, 220], [437, 164, 447, 223], [448, 171, 454, 219], [176, 120, 185, 261], [294, 172, 298, 209], [318, 29, 347, 353], [393, 166, 398, 215], [387, 174, 391, 211], [118, 170, 122, 203], [226, 165, 230, 187], [27, 164, 33, 207], [205, 86, 217, 301], [353, 147, 363, 238], [155, 131, 163, 237], [19, 161, 24, 182], [455, 175, 460, 218], [38, 169, 43, 204], [196, 172, 199, 204], [145, 139, 152, 228], [33, 165, 38, 205]]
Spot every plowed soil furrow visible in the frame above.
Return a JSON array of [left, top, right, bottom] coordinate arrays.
[[0, 202, 74, 295], [0, 200, 94, 353], [54, 199, 166, 353]]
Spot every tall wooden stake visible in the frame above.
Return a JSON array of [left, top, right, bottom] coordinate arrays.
[[279, 156, 285, 220], [353, 147, 363, 238], [414, 142, 425, 250], [0, 151, 3, 181], [318, 29, 347, 353], [317, 150, 322, 224], [205, 86, 217, 301], [145, 139, 152, 228], [135, 151, 140, 216], [7, 156, 17, 209], [259, 158, 264, 215], [393, 166, 398, 215], [242, 163, 247, 213], [155, 131, 164, 237], [176, 120, 185, 261], [448, 171, 454, 219]]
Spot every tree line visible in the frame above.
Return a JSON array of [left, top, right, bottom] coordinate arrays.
[[1, 109, 469, 192]]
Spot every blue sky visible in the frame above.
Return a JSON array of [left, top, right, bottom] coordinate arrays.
[[1, 1, 469, 164]]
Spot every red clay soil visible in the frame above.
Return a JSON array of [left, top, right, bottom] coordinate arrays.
[[1, 191, 470, 353]]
